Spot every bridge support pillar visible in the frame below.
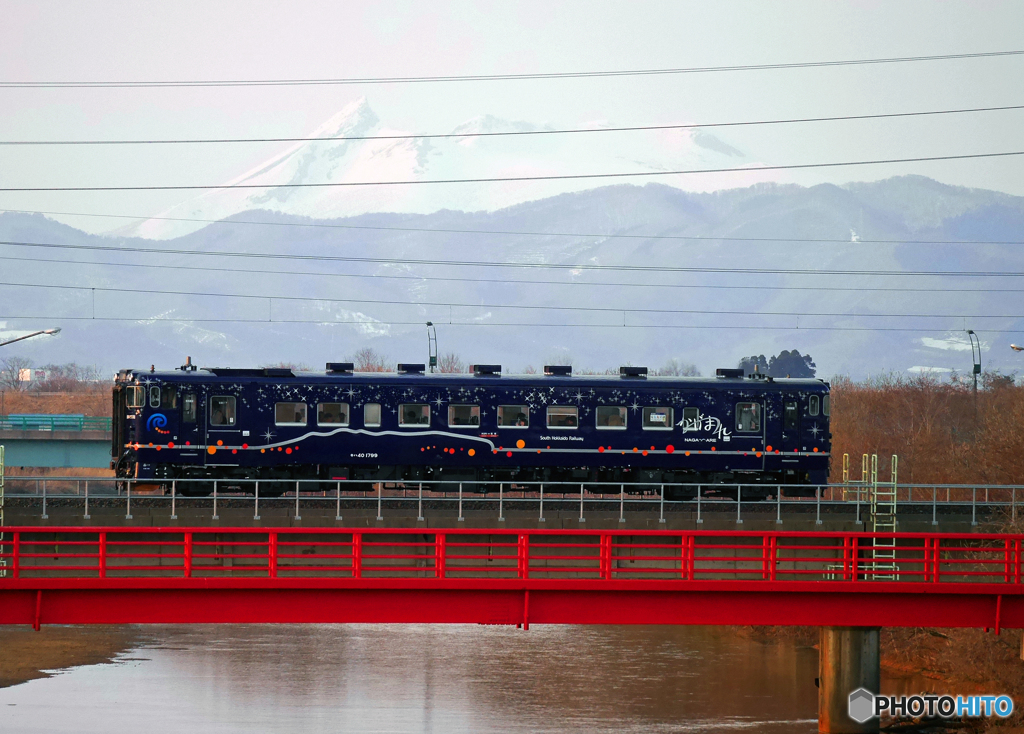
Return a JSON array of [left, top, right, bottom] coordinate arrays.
[[818, 626, 880, 734]]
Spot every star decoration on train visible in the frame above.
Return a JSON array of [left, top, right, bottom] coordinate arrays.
[[629, 400, 641, 413], [810, 423, 821, 438], [262, 428, 275, 442], [572, 391, 585, 403], [344, 387, 357, 399]]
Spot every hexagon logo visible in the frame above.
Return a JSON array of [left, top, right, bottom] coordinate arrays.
[[848, 688, 875, 723]]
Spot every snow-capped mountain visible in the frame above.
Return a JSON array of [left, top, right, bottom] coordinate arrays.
[[124, 98, 773, 240]]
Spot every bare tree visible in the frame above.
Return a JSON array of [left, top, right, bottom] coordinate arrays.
[[34, 363, 105, 392], [351, 347, 391, 372], [520, 365, 537, 374], [0, 355, 32, 391], [436, 352, 466, 373]]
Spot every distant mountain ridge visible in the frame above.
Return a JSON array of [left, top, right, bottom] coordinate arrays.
[[2, 175, 1022, 380]]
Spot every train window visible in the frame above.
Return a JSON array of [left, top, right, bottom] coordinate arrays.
[[161, 386, 178, 409], [399, 404, 430, 426], [182, 393, 196, 423], [127, 386, 145, 408], [682, 407, 700, 430], [784, 402, 798, 430], [823, 395, 830, 416], [210, 396, 236, 426], [596, 406, 627, 430], [364, 403, 381, 428], [547, 405, 578, 429], [149, 385, 161, 408], [275, 402, 307, 426], [735, 402, 761, 433], [808, 395, 820, 417], [497, 405, 529, 428], [643, 407, 674, 430], [317, 402, 349, 426], [449, 404, 480, 427]]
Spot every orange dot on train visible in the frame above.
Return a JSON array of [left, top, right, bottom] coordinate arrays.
[[216, 440, 223, 446], [468, 449, 476, 456], [516, 439, 526, 449]]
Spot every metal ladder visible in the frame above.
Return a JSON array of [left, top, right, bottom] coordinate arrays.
[[869, 454, 899, 579], [841, 453, 871, 503]]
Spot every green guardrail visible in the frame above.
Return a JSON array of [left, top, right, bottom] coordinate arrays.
[[0, 414, 112, 432]]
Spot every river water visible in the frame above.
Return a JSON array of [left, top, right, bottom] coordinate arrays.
[[0, 624, 920, 733]]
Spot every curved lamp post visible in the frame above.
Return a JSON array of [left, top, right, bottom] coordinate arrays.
[[0, 327, 61, 349], [965, 329, 981, 393]]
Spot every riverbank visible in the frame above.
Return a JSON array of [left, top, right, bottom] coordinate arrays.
[[0, 625, 143, 688], [744, 625, 1024, 730]]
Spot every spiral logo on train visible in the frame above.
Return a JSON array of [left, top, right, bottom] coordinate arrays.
[[147, 413, 171, 434]]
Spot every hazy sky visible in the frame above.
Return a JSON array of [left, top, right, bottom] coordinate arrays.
[[3, 0, 1024, 230]]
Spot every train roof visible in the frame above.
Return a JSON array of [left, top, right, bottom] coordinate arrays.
[[121, 366, 828, 390]]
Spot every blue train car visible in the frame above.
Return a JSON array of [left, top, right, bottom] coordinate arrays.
[[112, 361, 831, 497]]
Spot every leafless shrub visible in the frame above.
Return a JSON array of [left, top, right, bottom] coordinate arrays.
[[831, 371, 1023, 484], [32, 363, 106, 393]]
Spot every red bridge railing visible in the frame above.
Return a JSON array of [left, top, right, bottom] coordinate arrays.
[[1, 527, 1023, 586]]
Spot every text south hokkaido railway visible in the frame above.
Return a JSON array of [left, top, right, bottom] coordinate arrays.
[[112, 361, 831, 498]]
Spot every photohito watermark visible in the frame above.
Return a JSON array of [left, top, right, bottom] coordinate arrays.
[[848, 688, 1014, 724]]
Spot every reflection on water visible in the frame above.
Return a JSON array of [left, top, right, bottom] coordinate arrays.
[[0, 625, 822, 733]]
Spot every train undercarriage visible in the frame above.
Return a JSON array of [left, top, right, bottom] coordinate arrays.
[[124, 458, 821, 499]]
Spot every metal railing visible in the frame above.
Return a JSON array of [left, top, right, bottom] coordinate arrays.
[[1, 477, 1023, 526], [0, 414, 111, 432], [0, 527, 1020, 586]]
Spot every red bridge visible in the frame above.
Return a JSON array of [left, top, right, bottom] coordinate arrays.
[[1, 527, 1022, 631]]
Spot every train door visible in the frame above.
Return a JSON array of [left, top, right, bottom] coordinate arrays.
[[780, 397, 802, 480], [173, 390, 201, 461], [733, 399, 766, 471], [205, 393, 241, 466]]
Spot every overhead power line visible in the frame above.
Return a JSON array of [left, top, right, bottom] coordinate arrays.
[[6, 207, 1024, 247], [2, 253, 1021, 294], [3, 50, 1023, 88], [0, 314, 1016, 334], [3, 104, 1023, 145], [3, 151, 1023, 192], [2, 279, 1016, 320], [2, 238, 1023, 277]]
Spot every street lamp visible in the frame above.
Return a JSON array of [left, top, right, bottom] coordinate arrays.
[[0, 327, 61, 348], [965, 330, 981, 393], [426, 322, 437, 373]]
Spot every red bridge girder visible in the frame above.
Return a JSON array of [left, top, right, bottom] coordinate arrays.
[[1, 527, 1022, 629]]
